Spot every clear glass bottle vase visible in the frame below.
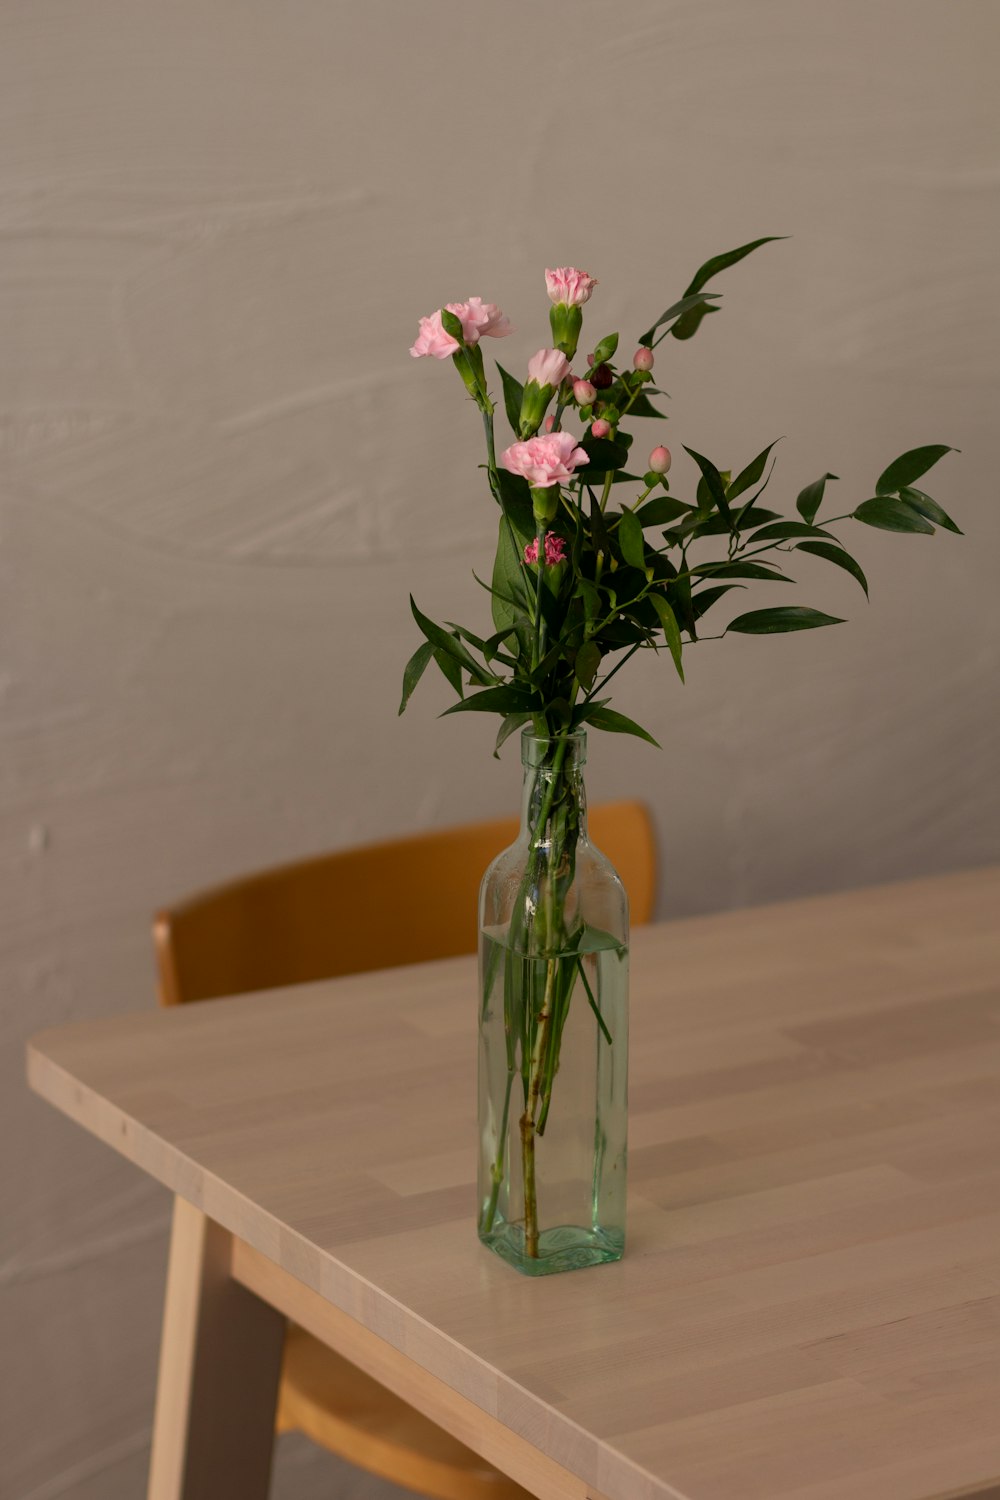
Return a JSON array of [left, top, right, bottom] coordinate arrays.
[[477, 726, 628, 1276]]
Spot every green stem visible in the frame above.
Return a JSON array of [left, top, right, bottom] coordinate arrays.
[[480, 1068, 515, 1235], [503, 731, 576, 1256], [520, 955, 558, 1258], [583, 640, 643, 705], [530, 519, 547, 678], [482, 408, 500, 501], [618, 373, 644, 420]]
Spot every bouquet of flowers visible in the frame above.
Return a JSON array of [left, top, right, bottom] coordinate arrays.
[[404, 241, 959, 1274]]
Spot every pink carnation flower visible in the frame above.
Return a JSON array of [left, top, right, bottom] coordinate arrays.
[[445, 297, 513, 343], [526, 347, 572, 388], [500, 431, 590, 489], [545, 267, 598, 307], [524, 533, 567, 566], [410, 309, 460, 360], [410, 298, 512, 359]]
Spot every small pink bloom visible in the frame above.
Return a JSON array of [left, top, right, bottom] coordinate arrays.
[[573, 378, 596, 405], [524, 534, 567, 566], [544, 267, 598, 307], [633, 347, 654, 372], [501, 431, 590, 489], [410, 309, 460, 360], [527, 347, 572, 388], [649, 445, 672, 474], [444, 297, 512, 344], [590, 418, 611, 439], [543, 414, 557, 433]]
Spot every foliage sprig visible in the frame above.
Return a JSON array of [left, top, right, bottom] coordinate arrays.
[[405, 244, 959, 752]]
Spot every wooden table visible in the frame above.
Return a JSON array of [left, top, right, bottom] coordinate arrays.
[[26, 868, 1000, 1500]]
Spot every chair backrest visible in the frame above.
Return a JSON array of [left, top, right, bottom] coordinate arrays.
[[154, 801, 656, 1007]]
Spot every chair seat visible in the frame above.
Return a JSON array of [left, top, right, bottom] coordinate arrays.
[[276, 1325, 533, 1500]]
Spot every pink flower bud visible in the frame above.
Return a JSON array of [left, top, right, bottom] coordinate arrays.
[[527, 347, 572, 388], [409, 309, 460, 360], [591, 418, 611, 439], [633, 347, 654, 372], [648, 445, 672, 474], [544, 267, 597, 308], [523, 533, 568, 567], [444, 297, 513, 343], [573, 379, 597, 405], [543, 414, 556, 433]]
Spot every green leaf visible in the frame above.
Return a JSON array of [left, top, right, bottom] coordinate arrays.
[[496, 363, 524, 437], [616, 507, 648, 570], [691, 583, 744, 620], [875, 445, 956, 496], [727, 440, 781, 501], [442, 684, 539, 717], [692, 561, 793, 583], [578, 435, 631, 478], [747, 520, 837, 543], [398, 640, 434, 715], [574, 640, 601, 690], [898, 486, 963, 535], [796, 472, 838, 525], [727, 605, 844, 634], [638, 291, 721, 348], [853, 497, 934, 534], [672, 236, 786, 339], [667, 572, 694, 635], [649, 593, 684, 682], [494, 711, 531, 757], [440, 307, 465, 342], [636, 495, 694, 527], [588, 485, 611, 557], [591, 332, 619, 363], [410, 597, 494, 684], [576, 576, 602, 622], [444, 621, 491, 653], [490, 519, 527, 636], [795, 540, 869, 597], [576, 923, 626, 955], [671, 304, 720, 342], [671, 506, 783, 541], [685, 236, 787, 295], [624, 390, 668, 419], [433, 647, 463, 696], [480, 626, 519, 665], [495, 467, 534, 542], [684, 446, 732, 525], [580, 704, 661, 746], [575, 956, 613, 1044]]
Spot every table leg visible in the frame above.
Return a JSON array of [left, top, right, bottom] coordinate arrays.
[[147, 1196, 286, 1500]]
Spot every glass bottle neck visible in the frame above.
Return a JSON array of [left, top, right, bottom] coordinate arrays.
[[519, 729, 588, 842]]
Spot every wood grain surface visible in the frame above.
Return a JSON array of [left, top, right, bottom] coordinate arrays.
[[26, 869, 1000, 1500]]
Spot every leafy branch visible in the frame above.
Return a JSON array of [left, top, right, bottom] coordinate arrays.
[[403, 244, 961, 750]]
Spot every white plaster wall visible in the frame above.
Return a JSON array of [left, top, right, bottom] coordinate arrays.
[[2, 2, 997, 1495]]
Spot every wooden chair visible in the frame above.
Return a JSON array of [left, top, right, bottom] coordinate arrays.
[[153, 802, 656, 1499]]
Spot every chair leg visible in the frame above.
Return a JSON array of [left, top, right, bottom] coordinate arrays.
[[148, 1197, 286, 1500]]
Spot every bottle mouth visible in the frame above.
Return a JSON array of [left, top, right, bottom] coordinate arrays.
[[520, 724, 587, 768]]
